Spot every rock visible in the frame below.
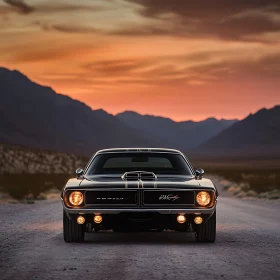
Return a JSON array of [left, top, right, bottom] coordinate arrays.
[[235, 191, 247, 198], [246, 190, 258, 197], [228, 186, 242, 195], [259, 192, 269, 199], [267, 192, 280, 200], [220, 179, 233, 190], [36, 194, 47, 200]]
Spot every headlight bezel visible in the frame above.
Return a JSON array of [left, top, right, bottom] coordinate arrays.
[[196, 191, 211, 207], [68, 191, 84, 206]]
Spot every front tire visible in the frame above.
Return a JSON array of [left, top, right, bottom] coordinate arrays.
[[195, 211, 216, 243], [63, 211, 85, 242]]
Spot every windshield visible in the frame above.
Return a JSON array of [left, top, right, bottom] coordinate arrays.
[[86, 153, 193, 175]]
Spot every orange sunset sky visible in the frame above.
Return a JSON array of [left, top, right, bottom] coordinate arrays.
[[1, 0, 280, 121]]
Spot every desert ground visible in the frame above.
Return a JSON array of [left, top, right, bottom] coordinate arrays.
[[0, 180, 279, 280]]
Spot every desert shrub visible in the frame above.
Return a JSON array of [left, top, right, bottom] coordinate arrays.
[[206, 168, 280, 193], [0, 174, 70, 199]]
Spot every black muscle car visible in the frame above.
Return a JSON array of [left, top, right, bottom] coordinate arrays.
[[62, 148, 218, 242]]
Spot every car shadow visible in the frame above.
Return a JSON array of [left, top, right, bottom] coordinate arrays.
[[83, 231, 198, 245]]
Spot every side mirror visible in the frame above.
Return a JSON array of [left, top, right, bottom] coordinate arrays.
[[195, 168, 204, 179], [76, 168, 84, 178]]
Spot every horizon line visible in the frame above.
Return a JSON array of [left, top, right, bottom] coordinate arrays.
[[1, 66, 278, 122]]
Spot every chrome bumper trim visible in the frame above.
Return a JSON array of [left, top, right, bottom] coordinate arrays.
[[63, 201, 217, 215]]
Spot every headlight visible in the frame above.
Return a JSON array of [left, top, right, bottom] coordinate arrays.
[[69, 191, 84, 206], [196, 191, 211, 206]]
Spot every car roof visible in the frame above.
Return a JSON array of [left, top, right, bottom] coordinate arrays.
[[95, 148, 183, 155], [84, 148, 194, 175]]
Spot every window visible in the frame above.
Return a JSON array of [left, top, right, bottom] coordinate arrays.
[[103, 157, 173, 169], [87, 153, 192, 175]]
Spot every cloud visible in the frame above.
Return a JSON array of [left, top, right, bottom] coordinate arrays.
[[110, 25, 170, 36], [0, 5, 13, 15], [83, 49, 280, 87], [123, 0, 280, 41], [3, 0, 33, 14], [187, 52, 280, 82], [85, 58, 155, 78], [2, 0, 280, 41], [39, 23, 98, 34], [126, 0, 280, 20], [35, 3, 103, 14], [2, 0, 103, 15], [84, 56, 214, 85], [2, 1, 104, 34], [5, 47, 76, 63]]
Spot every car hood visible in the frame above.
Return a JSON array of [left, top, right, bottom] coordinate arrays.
[[77, 174, 214, 190]]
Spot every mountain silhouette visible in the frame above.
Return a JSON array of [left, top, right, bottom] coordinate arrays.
[[0, 67, 238, 155], [197, 105, 280, 156], [117, 111, 237, 150], [0, 67, 162, 155]]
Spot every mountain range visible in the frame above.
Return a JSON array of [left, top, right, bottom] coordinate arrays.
[[0, 67, 160, 155], [117, 111, 237, 150], [197, 105, 280, 157], [0, 67, 279, 157]]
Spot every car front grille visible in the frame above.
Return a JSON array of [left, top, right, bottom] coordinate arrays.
[[84, 189, 195, 207], [85, 190, 138, 206], [143, 190, 195, 206]]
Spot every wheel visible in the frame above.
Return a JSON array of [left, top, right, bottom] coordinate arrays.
[[63, 211, 85, 242], [195, 211, 216, 243]]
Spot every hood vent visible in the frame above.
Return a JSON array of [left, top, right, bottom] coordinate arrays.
[[140, 172, 157, 181], [122, 171, 157, 181], [122, 172, 139, 181]]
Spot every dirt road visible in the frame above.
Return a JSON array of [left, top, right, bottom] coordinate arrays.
[[1, 193, 280, 280]]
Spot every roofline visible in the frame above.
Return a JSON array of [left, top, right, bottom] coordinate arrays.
[[95, 148, 183, 155], [83, 148, 194, 175]]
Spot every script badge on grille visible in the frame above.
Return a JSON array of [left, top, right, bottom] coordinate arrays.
[[159, 194, 180, 201]]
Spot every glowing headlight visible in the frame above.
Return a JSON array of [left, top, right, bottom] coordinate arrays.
[[196, 191, 211, 206], [69, 191, 84, 206]]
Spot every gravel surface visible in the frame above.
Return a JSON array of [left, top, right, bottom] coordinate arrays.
[[0, 186, 280, 280]]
